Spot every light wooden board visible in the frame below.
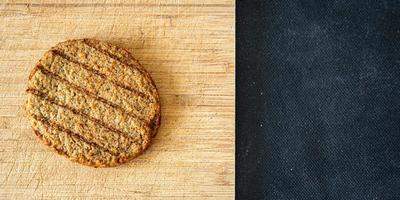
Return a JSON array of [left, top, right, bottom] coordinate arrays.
[[0, 0, 234, 199]]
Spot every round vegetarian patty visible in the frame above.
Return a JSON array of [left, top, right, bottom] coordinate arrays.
[[25, 39, 161, 167]]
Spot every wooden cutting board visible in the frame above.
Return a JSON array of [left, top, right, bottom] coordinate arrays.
[[0, 1, 234, 199]]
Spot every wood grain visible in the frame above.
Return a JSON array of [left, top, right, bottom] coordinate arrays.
[[0, 0, 234, 199]]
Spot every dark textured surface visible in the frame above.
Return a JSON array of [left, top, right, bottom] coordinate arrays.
[[236, 1, 400, 199]]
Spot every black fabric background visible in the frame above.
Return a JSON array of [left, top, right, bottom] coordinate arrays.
[[236, 1, 400, 199]]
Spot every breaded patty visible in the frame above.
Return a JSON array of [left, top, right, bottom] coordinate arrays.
[[25, 39, 161, 167]]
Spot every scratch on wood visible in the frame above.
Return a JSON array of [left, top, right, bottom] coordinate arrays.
[[103, 186, 151, 195], [35, 158, 45, 192], [1, 160, 15, 185], [25, 172, 37, 189]]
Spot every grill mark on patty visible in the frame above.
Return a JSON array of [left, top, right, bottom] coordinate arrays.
[[36, 63, 150, 124], [45, 51, 154, 118], [51, 49, 153, 103], [81, 39, 149, 78], [31, 128, 81, 161], [31, 127, 113, 166], [27, 94, 141, 154], [29, 69, 149, 142], [82, 39, 150, 76], [82, 39, 159, 99], [33, 71, 148, 134], [30, 113, 119, 156], [26, 88, 143, 143]]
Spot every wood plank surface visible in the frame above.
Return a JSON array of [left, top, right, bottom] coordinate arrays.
[[0, 0, 234, 199]]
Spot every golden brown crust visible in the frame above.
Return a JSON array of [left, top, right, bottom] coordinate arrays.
[[25, 39, 161, 167]]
